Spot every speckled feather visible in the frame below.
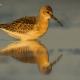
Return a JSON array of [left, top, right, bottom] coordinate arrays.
[[0, 16, 37, 33]]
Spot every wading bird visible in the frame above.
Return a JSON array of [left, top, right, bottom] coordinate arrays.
[[0, 5, 63, 41]]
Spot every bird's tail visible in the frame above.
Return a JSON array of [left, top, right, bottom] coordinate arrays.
[[0, 24, 8, 28], [0, 24, 3, 28], [0, 49, 3, 56]]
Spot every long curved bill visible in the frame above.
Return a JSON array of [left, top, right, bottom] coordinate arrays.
[[51, 15, 63, 27]]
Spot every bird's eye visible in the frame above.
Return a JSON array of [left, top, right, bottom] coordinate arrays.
[[46, 11, 49, 14]]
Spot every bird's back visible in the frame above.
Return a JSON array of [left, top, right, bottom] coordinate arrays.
[[0, 16, 37, 33]]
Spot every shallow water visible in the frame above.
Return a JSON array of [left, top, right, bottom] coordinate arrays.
[[0, 0, 80, 80]]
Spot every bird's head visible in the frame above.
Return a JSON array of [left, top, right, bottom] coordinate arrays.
[[40, 5, 63, 26]]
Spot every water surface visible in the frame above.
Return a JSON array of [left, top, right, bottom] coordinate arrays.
[[0, 0, 80, 80]]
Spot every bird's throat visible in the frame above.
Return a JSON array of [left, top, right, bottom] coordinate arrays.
[[37, 16, 49, 32]]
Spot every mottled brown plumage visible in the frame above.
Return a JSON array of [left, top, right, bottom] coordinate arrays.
[[0, 5, 63, 40], [0, 16, 36, 33]]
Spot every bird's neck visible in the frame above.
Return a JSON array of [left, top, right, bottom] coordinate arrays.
[[37, 15, 49, 31]]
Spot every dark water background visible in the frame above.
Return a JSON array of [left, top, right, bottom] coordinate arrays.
[[0, 0, 80, 80]]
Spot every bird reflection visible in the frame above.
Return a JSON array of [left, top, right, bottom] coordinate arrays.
[[0, 40, 62, 74]]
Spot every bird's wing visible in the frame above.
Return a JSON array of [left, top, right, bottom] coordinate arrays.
[[0, 16, 37, 33]]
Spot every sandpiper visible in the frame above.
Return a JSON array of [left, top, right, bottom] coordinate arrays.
[[0, 5, 63, 40], [0, 40, 63, 74]]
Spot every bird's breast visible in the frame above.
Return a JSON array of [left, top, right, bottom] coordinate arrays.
[[37, 21, 48, 36]]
